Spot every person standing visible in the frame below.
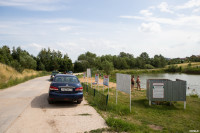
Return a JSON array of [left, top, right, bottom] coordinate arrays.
[[131, 75, 135, 91], [136, 76, 141, 90]]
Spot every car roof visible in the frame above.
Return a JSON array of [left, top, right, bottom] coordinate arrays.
[[55, 74, 75, 77]]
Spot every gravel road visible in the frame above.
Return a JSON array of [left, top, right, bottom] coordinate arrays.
[[0, 76, 107, 133]]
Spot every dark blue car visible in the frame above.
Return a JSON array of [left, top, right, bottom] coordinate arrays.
[[48, 74, 83, 104]]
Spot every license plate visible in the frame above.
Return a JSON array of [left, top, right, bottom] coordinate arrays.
[[61, 88, 73, 91]]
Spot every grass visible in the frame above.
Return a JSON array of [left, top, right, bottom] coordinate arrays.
[[82, 82, 200, 133], [0, 63, 50, 89], [167, 62, 200, 68], [78, 113, 92, 116]]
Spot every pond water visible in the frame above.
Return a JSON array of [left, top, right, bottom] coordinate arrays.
[[135, 73, 200, 96]]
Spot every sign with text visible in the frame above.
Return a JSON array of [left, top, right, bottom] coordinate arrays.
[[95, 74, 99, 83], [103, 75, 109, 86], [153, 83, 164, 98], [87, 68, 91, 78], [83, 72, 86, 78], [116, 73, 131, 94]]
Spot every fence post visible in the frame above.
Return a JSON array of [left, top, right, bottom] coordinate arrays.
[[106, 94, 108, 105], [184, 101, 186, 109]]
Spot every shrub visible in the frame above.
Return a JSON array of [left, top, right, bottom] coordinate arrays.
[[144, 64, 155, 69]]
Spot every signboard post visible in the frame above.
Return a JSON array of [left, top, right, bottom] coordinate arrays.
[[95, 74, 99, 91], [87, 68, 91, 89], [103, 75, 109, 105], [83, 72, 86, 82], [83, 72, 86, 89], [116, 73, 131, 112]]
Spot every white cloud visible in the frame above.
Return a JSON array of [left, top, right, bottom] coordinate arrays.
[[139, 10, 153, 16], [120, 14, 200, 28], [176, 0, 200, 9], [29, 43, 44, 50], [193, 7, 200, 12], [139, 22, 161, 33], [119, 16, 136, 19], [59, 26, 72, 31], [158, 2, 174, 13], [0, 0, 69, 11]]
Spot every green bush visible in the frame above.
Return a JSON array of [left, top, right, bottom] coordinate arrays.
[[144, 64, 155, 69], [165, 65, 180, 73]]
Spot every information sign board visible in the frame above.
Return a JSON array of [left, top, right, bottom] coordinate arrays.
[[87, 68, 91, 78], [153, 83, 164, 98], [95, 74, 99, 83], [103, 75, 109, 86], [116, 73, 131, 94]]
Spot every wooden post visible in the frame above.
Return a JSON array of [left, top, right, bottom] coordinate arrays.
[[184, 101, 186, 109]]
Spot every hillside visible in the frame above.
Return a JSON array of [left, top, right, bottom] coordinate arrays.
[[0, 63, 49, 89]]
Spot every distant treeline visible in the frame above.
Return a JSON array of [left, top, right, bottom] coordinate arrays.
[[74, 51, 200, 72], [0, 45, 199, 73], [0, 45, 73, 72], [74, 52, 166, 72]]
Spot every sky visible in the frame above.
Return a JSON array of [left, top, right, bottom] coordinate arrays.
[[0, 0, 200, 62]]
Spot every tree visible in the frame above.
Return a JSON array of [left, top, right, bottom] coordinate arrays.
[[59, 55, 73, 72], [152, 54, 167, 68], [37, 48, 72, 72], [140, 52, 150, 64], [136, 57, 145, 68], [77, 51, 97, 69], [102, 60, 114, 75], [74, 60, 90, 72], [0, 46, 13, 65]]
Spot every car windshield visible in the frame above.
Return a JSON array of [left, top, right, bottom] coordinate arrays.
[[52, 72, 59, 75], [54, 76, 79, 83]]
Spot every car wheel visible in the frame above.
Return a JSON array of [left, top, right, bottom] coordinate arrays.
[[48, 99, 54, 104], [77, 100, 82, 104]]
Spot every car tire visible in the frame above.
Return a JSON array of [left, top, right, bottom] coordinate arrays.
[[77, 100, 82, 104], [48, 99, 54, 104]]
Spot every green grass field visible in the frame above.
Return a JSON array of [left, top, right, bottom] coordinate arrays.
[[82, 83, 200, 133]]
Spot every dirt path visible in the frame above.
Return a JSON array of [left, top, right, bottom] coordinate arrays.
[[0, 76, 107, 133], [79, 77, 144, 91], [79, 77, 117, 88]]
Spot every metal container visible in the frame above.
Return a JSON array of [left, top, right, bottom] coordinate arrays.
[[146, 79, 187, 108]]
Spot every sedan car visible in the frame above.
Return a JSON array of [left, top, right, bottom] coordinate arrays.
[[50, 71, 59, 81], [67, 71, 73, 75], [48, 74, 83, 104]]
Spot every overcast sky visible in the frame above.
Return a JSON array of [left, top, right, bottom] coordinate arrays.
[[0, 0, 200, 62]]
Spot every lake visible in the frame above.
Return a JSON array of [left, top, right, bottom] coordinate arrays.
[[135, 73, 200, 96]]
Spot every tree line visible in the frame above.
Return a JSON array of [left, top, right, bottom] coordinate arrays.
[[0, 45, 199, 73], [74, 51, 200, 73], [0, 45, 72, 72], [74, 52, 167, 72]]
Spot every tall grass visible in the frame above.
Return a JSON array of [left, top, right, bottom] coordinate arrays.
[[0, 71, 49, 89], [0, 63, 50, 89], [165, 64, 200, 74]]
